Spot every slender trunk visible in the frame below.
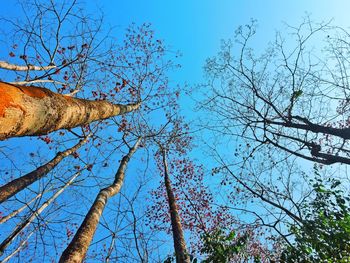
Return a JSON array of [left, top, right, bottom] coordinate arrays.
[[1, 229, 35, 263], [105, 233, 116, 263], [0, 170, 82, 256], [0, 191, 45, 224], [59, 138, 141, 263], [0, 136, 89, 204], [0, 82, 140, 140], [161, 150, 190, 263]]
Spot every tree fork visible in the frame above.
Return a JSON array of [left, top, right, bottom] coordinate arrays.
[[59, 137, 141, 263], [0, 82, 140, 140]]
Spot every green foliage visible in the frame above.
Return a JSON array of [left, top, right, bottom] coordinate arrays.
[[292, 89, 303, 100], [163, 255, 174, 263], [200, 229, 260, 263], [281, 172, 350, 262]]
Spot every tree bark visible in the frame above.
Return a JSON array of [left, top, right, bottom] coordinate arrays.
[[161, 150, 190, 263], [0, 136, 89, 204], [59, 138, 141, 263], [0, 82, 140, 140]]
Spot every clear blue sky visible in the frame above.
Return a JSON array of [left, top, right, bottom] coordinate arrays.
[[87, 0, 350, 87]]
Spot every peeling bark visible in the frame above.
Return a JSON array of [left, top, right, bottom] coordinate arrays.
[[0, 61, 56, 71], [161, 150, 190, 263], [59, 138, 141, 263], [0, 136, 89, 203], [0, 82, 140, 140]]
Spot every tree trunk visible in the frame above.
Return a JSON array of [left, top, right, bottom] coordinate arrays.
[[0, 136, 89, 204], [0, 82, 140, 140], [0, 170, 83, 256], [1, 229, 35, 263], [59, 138, 141, 263], [0, 191, 45, 224], [161, 150, 190, 263]]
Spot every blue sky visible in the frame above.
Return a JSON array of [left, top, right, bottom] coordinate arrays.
[[3, 0, 350, 86], [2, 0, 350, 95], [88, 0, 350, 87], [1, 0, 350, 261]]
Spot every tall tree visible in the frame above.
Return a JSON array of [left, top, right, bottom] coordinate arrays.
[[59, 137, 141, 263], [0, 1, 181, 261], [0, 82, 140, 140], [160, 148, 191, 263], [202, 18, 350, 165]]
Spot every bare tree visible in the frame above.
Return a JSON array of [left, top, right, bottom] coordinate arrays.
[[202, 18, 350, 166], [0, 0, 144, 140], [1, 228, 35, 263], [0, 191, 45, 224], [201, 17, 350, 261], [0, 1, 186, 262]]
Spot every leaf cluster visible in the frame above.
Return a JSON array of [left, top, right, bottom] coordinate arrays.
[[200, 229, 260, 263], [281, 170, 350, 262]]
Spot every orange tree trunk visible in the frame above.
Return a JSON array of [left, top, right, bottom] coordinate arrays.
[[0, 82, 140, 140], [162, 150, 190, 263]]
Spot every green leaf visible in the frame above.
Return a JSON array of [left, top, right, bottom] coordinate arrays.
[[292, 89, 303, 99]]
